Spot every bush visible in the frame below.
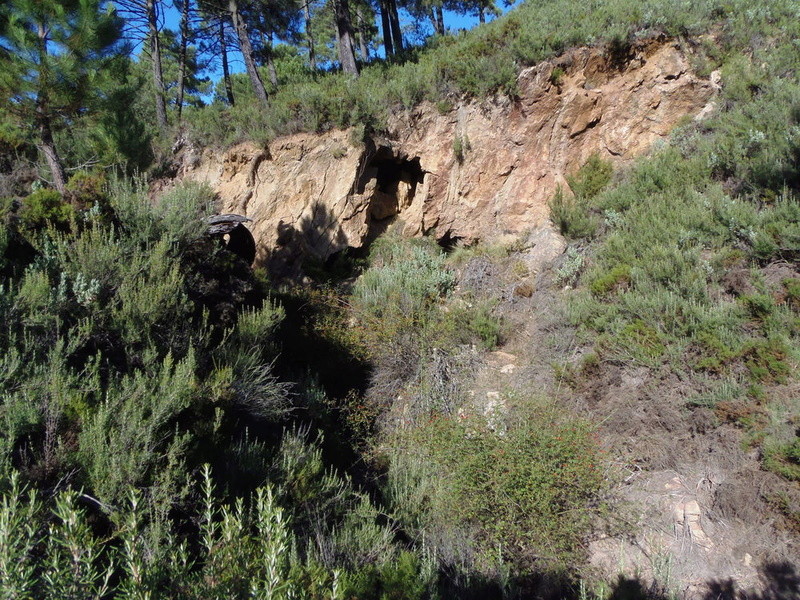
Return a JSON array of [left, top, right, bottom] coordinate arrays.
[[453, 135, 471, 164], [764, 438, 800, 481], [18, 189, 74, 230], [566, 153, 613, 201], [549, 186, 598, 239], [352, 235, 454, 351], [589, 264, 631, 296], [386, 396, 605, 578], [65, 170, 107, 212]]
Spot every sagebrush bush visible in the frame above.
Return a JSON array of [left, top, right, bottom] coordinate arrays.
[[351, 234, 501, 424]]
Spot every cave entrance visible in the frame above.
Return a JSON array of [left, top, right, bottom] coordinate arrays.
[[358, 149, 425, 245], [437, 230, 464, 253]]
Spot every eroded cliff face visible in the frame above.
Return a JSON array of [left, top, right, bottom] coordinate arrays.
[[179, 38, 718, 274]]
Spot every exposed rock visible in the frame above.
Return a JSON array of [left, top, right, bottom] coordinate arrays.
[[520, 224, 568, 276], [179, 38, 717, 276], [674, 498, 714, 550]]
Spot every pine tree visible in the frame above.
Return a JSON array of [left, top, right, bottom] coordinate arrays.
[[333, 0, 359, 74], [197, 0, 237, 105], [116, 0, 169, 130], [228, 0, 270, 106], [0, 0, 126, 193]]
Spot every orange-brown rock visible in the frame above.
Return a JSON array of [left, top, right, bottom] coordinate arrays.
[[179, 38, 718, 274]]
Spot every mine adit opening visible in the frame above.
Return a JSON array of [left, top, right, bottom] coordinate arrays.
[[351, 148, 426, 256], [358, 149, 425, 222]]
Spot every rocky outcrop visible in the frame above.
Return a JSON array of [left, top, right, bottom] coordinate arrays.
[[179, 38, 718, 274]]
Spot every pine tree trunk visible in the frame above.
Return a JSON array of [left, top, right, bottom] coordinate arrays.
[[380, 0, 393, 56], [429, 9, 438, 34], [38, 112, 67, 194], [147, 0, 168, 129], [220, 21, 235, 105], [333, 0, 359, 75], [436, 6, 444, 34], [176, 0, 190, 121], [388, 0, 402, 52], [304, 0, 317, 71], [356, 7, 368, 61], [228, 0, 269, 106], [478, 7, 485, 23], [35, 21, 66, 193]]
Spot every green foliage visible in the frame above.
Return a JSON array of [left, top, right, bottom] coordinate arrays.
[[0, 0, 129, 181], [387, 396, 605, 577], [350, 234, 501, 423], [453, 135, 471, 164], [549, 186, 598, 239], [555, 246, 585, 286], [784, 278, 800, 309], [549, 66, 565, 86], [566, 154, 613, 201], [352, 235, 455, 347], [0, 178, 294, 510], [589, 264, 631, 296], [741, 338, 791, 384], [18, 189, 74, 230], [550, 155, 612, 239], [764, 437, 800, 481], [78, 352, 195, 509], [65, 171, 108, 211], [0, 467, 351, 598], [598, 319, 667, 366]]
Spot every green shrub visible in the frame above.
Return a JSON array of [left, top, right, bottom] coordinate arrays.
[[555, 246, 585, 286], [352, 235, 454, 350], [784, 278, 800, 309], [589, 264, 631, 296], [19, 189, 74, 230], [764, 437, 800, 481], [694, 330, 740, 373], [453, 135, 471, 164], [599, 320, 667, 366], [567, 154, 613, 201], [65, 170, 107, 212], [740, 292, 775, 320], [549, 66, 565, 86], [549, 186, 598, 239], [741, 338, 791, 384], [439, 300, 502, 350], [387, 396, 605, 576]]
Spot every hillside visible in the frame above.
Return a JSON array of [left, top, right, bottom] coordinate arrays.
[[0, 0, 799, 598]]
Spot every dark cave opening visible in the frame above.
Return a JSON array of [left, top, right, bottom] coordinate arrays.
[[437, 230, 464, 252], [372, 154, 424, 196], [356, 149, 426, 249]]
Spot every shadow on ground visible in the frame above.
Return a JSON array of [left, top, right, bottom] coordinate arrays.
[[592, 561, 798, 600]]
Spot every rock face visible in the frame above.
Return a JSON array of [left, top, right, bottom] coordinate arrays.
[[179, 38, 718, 275]]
